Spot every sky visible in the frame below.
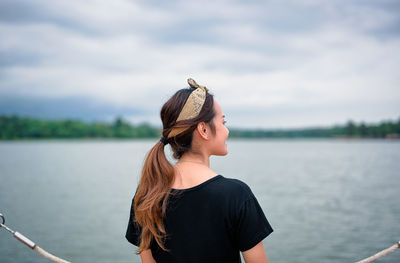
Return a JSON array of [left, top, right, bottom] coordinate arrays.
[[0, 0, 399, 129]]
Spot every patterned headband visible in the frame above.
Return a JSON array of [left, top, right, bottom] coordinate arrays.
[[167, 78, 209, 138]]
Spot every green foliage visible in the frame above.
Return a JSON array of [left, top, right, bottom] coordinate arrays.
[[0, 115, 399, 139], [0, 115, 160, 139], [228, 118, 400, 139]]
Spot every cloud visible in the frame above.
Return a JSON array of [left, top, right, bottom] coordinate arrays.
[[0, 0, 399, 128], [0, 94, 149, 123]]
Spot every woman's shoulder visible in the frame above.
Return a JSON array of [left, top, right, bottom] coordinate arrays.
[[218, 175, 251, 190], [212, 175, 255, 200]]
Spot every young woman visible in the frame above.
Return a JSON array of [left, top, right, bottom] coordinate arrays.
[[126, 78, 273, 263]]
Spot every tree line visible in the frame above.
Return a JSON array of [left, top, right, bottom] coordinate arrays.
[[1, 115, 399, 139], [229, 119, 400, 139], [0, 116, 159, 139]]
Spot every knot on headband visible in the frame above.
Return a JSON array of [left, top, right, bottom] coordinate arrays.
[[187, 78, 208, 92], [167, 78, 208, 138]]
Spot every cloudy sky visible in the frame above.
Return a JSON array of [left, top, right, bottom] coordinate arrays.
[[0, 0, 399, 129]]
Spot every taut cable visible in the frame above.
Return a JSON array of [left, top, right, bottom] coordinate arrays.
[[355, 241, 400, 263], [0, 213, 71, 263]]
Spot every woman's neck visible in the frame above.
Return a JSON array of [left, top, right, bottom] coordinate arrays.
[[178, 152, 210, 167]]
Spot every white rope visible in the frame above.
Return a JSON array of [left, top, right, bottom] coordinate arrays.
[[33, 246, 71, 263], [1, 213, 71, 263], [356, 241, 400, 263]]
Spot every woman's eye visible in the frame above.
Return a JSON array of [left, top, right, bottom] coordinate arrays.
[[223, 120, 227, 125]]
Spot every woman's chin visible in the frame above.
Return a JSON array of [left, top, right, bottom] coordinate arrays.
[[221, 148, 228, 156]]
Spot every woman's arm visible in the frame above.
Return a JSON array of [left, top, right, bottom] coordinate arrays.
[[140, 249, 156, 263], [242, 241, 269, 263]]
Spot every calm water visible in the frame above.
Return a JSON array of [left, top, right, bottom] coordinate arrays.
[[0, 139, 399, 263]]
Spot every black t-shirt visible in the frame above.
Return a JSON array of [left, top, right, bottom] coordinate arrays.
[[126, 175, 273, 263]]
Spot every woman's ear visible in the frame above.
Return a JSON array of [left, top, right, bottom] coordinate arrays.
[[196, 122, 209, 140]]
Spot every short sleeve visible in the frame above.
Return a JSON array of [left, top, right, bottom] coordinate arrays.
[[125, 196, 142, 247], [235, 195, 273, 252]]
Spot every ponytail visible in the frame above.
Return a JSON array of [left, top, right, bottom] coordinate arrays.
[[134, 140, 174, 253]]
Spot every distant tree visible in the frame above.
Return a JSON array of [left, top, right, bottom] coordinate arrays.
[[113, 116, 132, 138], [345, 120, 357, 137], [359, 122, 368, 137]]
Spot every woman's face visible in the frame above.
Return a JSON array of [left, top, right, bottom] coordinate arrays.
[[208, 100, 229, 156]]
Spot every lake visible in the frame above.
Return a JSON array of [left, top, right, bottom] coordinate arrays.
[[0, 139, 399, 262]]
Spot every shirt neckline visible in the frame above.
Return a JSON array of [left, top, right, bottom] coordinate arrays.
[[170, 174, 223, 193]]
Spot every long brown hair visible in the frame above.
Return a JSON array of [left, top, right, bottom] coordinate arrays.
[[133, 87, 216, 253]]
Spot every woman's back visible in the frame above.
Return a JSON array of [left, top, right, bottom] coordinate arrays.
[[126, 79, 273, 262], [126, 175, 273, 263]]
